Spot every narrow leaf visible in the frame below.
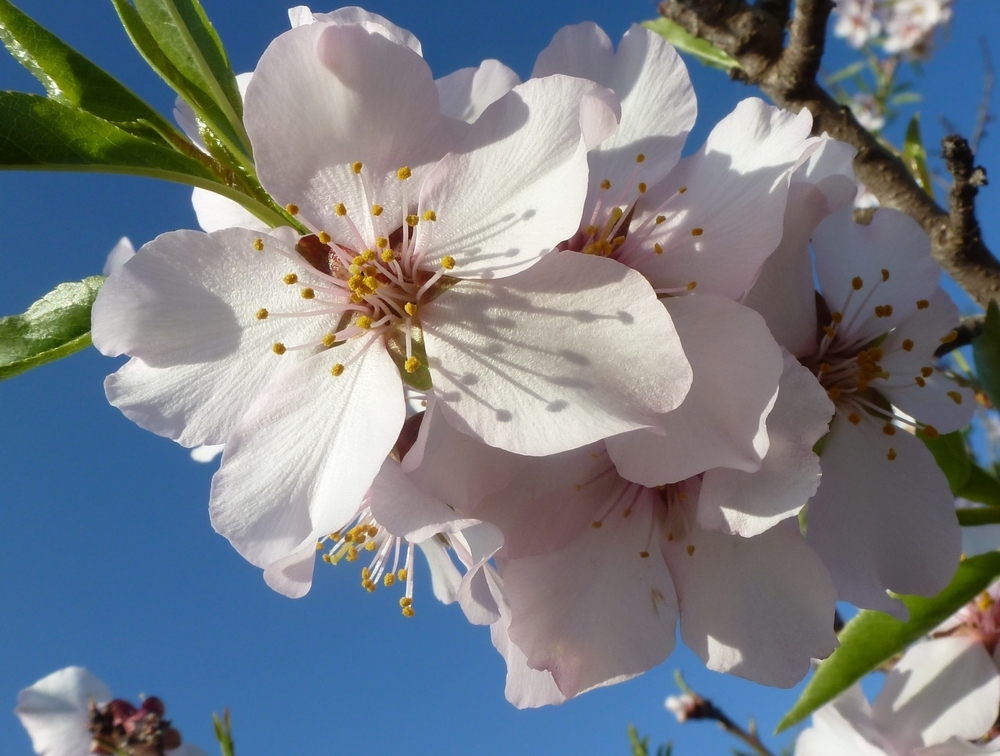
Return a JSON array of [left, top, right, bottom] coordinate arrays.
[[642, 18, 742, 72], [973, 301, 1000, 410], [0, 276, 104, 381], [919, 430, 972, 493], [0, 0, 181, 143], [957, 464, 1000, 508], [902, 114, 933, 197], [825, 60, 867, 85], [956, 507, 1000, 526], [776, 551, 1000, 732]]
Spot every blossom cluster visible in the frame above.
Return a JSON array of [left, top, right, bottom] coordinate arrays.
[[833, 0, 953, 55], [88, 5, 973, 709]]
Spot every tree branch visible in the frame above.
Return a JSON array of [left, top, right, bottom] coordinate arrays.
[[658, 0, 1000, 308]]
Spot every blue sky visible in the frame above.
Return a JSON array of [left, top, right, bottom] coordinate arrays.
[[1, 1, 999, 754]]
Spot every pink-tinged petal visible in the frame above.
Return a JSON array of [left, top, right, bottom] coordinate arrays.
[[16, 667, 111, 756], [806, 416, 962, 615], [873, 637, 1000, 749], [414, 75, 620, 278], [918, 740, 1000, 756], [698, 352, 834, 536], [534, 23, 695, 196], [743, 136, 858, 358], [664, 516, 838, 687], [796, 685, 890, 756], [369, 457, 479, 542], [453, 524, 506, 625], [879, 288, 974, 434], [624, 99, 814, 299], [287, 6, 423, 55], [209, 339, 405, 596], [191, 188, 268, 233], [263, 542, 319, 599], [436, 60, 521, 124], [245, 23, 446, 232], [417, 538, 462, 604], [814, 206, 940, 344], [422, 251, 692, 455], [503, 491, 678, 698], [102, 236, 134, 277], [94, 229, 322, 447], [607, 295, 782, 485]]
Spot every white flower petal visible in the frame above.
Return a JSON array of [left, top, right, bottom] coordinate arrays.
[[191, 188, 268, 233], [102, 236, 134, 277], [287, 5, 423, 55], [209, 339, 404, 596], [435, 59, 520, 124], [422, 250, 691, 455], [698, 351, 834, 536], [415, 75, 619, 278], [607, 295, 782, 485], [796, 685, 890, 756], [16, 667, 111, 756]]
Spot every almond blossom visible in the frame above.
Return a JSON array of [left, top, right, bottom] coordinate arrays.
[[93, 14, 692, 596]]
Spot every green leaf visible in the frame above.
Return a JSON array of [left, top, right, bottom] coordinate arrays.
[[902, 114, 933, 197], [957, 464, 1000, 508], [627, 724, 650, 756], [776, 551, 1000, 733], [642, 18, 742, 72], [919, 430, 972, 493], [825, 60, 867, 85], [956, 507, 1000, 526], [0, 276, 104, 381], [113, 0, 249, 159], [890, 92, 923, 106], [0, 0, 184, 146], [974, 301, 1000, 409]]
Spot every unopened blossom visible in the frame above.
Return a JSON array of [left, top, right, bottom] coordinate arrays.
[[93, 14, 693, 596], [15, 667, 206, 756], [665, 693, 700, 723], [882, 0, 953, 56], [747, 186, 972, 614], [534, 23, 823, 486], [834, 0, 882, 48], [796, 637, 1000, 755]]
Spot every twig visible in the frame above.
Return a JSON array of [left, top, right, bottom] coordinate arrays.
[[658, 0, 1000, 307], [972, 38, 995, 154], [936, 315, 987, 357], [671, 672, 777, 756]]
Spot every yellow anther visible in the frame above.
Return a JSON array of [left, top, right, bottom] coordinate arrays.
[[345, 546, 358, 562], [874, 305, 885, 318], [848, 412, 861, 425], [300, 287, 315, 299], [940, 329, 958, 344], [384, 574, 395, 587], [852, 276, 864, 290], [321, 553, 331, 562], [334, 203, 347, 216], [948, 391, 964, 405], [609, 207, 624, 220], [404, 302, 418, 316], [330, 531, 340, 540], [883, 422, 896, 436], [666, 533, 675, 542], [823, 325, 836, 338], [686, 544, 695, 556], [352, 161, 363, 174], [397, 569, 407, 581], [691, 228, 703, 237], [351, 255, 366, 267], [367, 525, 378, 537], [612, 235, 626, 246], [584, 225, 600, 236], [638, 182, 647, 194], [923, 425, 940, 439], [402, 606, 415, 617], [364, 541, 377, 551], [831, 311, 843, 324], [921, 366, 934, 378], [361, 567, 371, 579], [405, 214, 419, 227], [441, 255, 456, 270], [917, 299, 929, 309], [622, 508, 632, 518], [375, 237, 388, 249], [322, 333, 336, 347], [591, 521, 603, 529], [686, 281, 697, 291], [314, 231, 331, 245], [678, 186, 688, 194], [363, 276, 379, 291], [404, 357, 421, 373], [639, 551, 650, 558], [654, 243, 663, 255], [370, 204, 384, 217], [887, 448, 897, 461], [902, 339, 914, 352], [397, 166, 412, 180], [881, 268, 890, 281], [272, 343, 286, 355], [655, 215, 666, 224], [827, 387, 841, 400], [573, 484, 583, 491], [915, 376, 926, 387], [600, 179, 611, 190], [869, 347, 883, 361], [381, 249, 396, 263], [399, 597, 412, 608], [253, 238, 264, 251], [316, 541, 324, 551], [636, 153, 646, 163], [348, 273, 364, 290], [819, 362, 832, 373], [283, 273, 298, 285], [285, 203, 299, 215], [356, 315, 372, 330], [255, 308, 269, 320], [423, 209, 438, 222]]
